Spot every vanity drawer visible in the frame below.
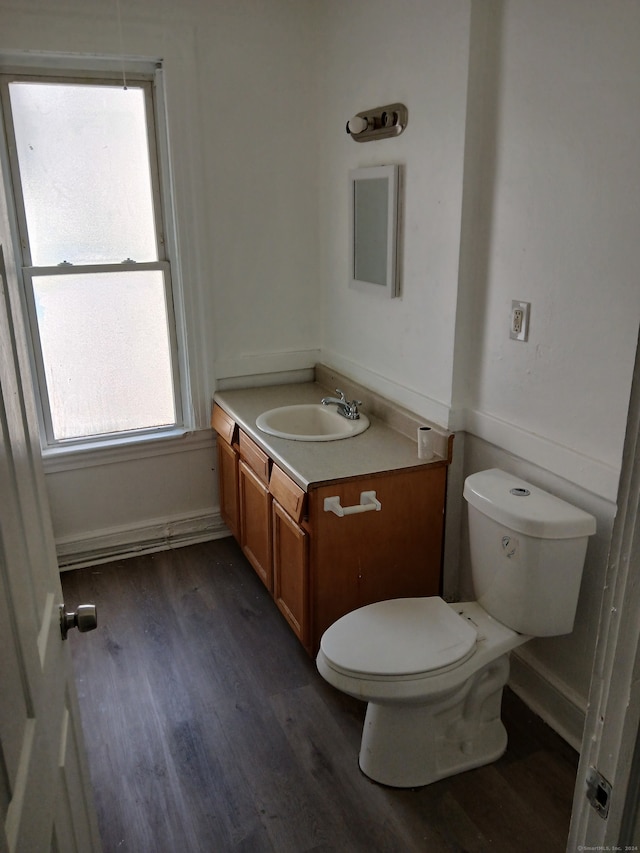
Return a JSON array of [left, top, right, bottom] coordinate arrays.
[[239, 430, 271, 484], [270, 465, 306, 524], [211, 403, 237, 445]]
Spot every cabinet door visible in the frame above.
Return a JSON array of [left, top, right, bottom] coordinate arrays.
[[273, 499, 309, 649], [310, 466, 447, 648], [239, 459, 273, 591], [217, 437, 240, 539]]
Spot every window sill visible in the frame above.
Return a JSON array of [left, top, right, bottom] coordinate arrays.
[[42, 427, 214, 474]]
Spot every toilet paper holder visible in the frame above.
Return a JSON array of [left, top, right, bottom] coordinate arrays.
[[323, 491, 382, 517]]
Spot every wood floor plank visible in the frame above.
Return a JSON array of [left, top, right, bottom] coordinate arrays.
[[269, 682, 449, 852], [62, 538, 578, 853], [447, 763, 564, 853]]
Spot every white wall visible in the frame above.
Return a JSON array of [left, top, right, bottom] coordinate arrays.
[[0, 0, 320, 565], [317, 0, 472, 427], [196, 1, 321, 381], [318, 0, 640, 744], [457, 0, 640, 499]]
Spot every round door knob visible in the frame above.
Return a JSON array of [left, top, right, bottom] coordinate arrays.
[[60, 603, 98, 640]]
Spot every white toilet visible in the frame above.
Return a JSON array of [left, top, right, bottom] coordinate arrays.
[[316, 468, 596, 788]]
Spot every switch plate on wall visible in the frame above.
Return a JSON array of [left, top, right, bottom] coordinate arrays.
[[510, 300, 530, 341]]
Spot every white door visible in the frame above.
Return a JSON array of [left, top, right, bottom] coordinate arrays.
[[0, 247, 101, 852]]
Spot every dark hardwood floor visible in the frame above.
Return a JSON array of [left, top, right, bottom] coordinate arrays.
[[62, 538, 578, 853]]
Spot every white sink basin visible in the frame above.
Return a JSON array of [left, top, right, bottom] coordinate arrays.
[[255, 404, 370, 441]]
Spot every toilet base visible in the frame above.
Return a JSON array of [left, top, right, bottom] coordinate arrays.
[[358, 655, 510, 788]]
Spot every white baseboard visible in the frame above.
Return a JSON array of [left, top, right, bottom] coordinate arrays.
[[508, 648, 586, 751], [57, 509, 230, 571]]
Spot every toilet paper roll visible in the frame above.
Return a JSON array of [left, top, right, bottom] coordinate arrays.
[[417, 426, 434, 460]]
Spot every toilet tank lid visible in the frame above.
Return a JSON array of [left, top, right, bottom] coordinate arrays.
[[463, 469, 597, 539]]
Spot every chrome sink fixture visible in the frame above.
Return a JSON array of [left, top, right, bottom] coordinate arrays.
[[320, 388, 362, 420], [256, 403, 370, 441]]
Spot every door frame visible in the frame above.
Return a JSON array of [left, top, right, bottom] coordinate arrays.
[[569, 321, 640, 847]]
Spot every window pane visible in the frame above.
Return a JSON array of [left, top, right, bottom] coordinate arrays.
[[10, 82, 158, 265], [33, 270, 176, 440]]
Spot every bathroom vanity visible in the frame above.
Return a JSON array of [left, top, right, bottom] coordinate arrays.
[[212, 375, 452, 655]]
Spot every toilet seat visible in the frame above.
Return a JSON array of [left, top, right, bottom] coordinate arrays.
[[320, 597, 478, 679]]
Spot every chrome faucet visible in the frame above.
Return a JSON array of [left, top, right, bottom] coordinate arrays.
[[321, 388, 362, 420]]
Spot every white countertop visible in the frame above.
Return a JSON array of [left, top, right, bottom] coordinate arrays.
[[214, 381, 446, 491]]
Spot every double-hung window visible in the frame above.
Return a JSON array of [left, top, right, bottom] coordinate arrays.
[[0, 69, 182, 448]]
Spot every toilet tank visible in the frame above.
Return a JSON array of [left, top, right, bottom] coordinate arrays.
[[463, 469, 596, 636]]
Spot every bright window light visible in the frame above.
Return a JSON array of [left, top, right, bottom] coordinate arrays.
[[32, 270, 175, 440], [10, 83, 158, 266], [3, 75, 181, 445]]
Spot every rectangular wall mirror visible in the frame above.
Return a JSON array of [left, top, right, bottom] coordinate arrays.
[[349, 164, 400, 298]]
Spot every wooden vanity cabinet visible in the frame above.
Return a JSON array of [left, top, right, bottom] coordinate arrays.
[[212, 402, 447, 655]]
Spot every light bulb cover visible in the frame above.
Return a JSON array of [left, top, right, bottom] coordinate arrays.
[[347, 115, 368, 134]]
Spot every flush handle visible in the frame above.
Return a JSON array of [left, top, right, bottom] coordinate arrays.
[[60, 603, 98, 640]]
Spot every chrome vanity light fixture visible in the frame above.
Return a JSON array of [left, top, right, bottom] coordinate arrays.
[[346, 103, 408, 142]]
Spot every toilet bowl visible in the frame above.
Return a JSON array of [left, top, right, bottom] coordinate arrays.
[[316, 468, 596, 788], [317, 598, 530, 786]]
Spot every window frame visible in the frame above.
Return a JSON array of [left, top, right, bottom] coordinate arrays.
[[0, 66, 186, 451]]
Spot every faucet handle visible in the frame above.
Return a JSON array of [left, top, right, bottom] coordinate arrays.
[[346, 398, 362, 416], [335, 388, 347, 401]]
